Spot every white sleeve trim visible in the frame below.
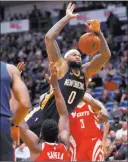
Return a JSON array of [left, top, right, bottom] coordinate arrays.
[[88, 105, 95, 114]]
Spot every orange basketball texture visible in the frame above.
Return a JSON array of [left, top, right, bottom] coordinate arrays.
[[78, 33, 101, 55]]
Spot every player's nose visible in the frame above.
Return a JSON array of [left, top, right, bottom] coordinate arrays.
[[76, 56, 81, 62]]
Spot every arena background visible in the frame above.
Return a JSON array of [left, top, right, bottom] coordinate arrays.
[[0, 0, 128, 161]]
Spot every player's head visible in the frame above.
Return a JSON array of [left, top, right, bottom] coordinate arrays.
[[64, 49, 82, 69], [40, 119, 58, 143]]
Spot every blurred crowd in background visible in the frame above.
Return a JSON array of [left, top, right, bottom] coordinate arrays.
[[0, 1, 127, 22], [0, 1, 127, 161]]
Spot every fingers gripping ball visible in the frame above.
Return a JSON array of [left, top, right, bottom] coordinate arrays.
[[78, 33, 101, 55]]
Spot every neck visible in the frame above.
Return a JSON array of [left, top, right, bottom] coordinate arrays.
[[72, 68, 80, 74]]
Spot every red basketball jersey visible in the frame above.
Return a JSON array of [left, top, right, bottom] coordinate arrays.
[[69, 102, 103, 144], [36, 142, 69, 161]]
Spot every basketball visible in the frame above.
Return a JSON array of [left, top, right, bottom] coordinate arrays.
[[78, 33, 101, 55]]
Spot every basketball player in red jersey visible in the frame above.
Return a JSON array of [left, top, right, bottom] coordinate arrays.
[[69, 93, 109, 161], [19, 62, 70, 161]]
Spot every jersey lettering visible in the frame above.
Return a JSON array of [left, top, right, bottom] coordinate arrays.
[[47, 151, 64, 160], [64, 79, 84, 90], [77, 111, 90, 117]]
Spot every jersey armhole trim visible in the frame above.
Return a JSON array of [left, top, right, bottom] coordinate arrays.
[[88, 105, 95, 114], [62, 143, 68, 151], [42, 143, 45, 150]]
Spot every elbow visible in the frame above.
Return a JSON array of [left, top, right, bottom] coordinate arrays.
[[101, 51, 111, 60], [106, 51, 111, 59], [19, 100, 30, 111], [107, 52, 111, 59], [45, 33, 54, 41]]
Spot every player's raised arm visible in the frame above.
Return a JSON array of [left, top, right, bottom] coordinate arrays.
[[19, 120, 40, 152], [45, 3, 79, 79], [83, 20, 111, 79], [82, 93, 108, 123], [46, 62, 70, 148], [8, 64, 31, 126]]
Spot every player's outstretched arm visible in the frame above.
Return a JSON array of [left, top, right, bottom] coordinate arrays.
[[83, 20, 111, 79], [101, 122, 110, 151], [19, 120, 40, 152], [45, 3, 78, 79], [8, 64, 31, 126], [46, 62, 70, 148], [102, 122, 110, 141], [82, 93, 108, 123], [82, 93, 105, 112]]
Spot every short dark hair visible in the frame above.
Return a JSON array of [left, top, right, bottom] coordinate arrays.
[[40, 119, 58, 143]]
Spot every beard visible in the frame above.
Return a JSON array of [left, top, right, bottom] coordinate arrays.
[[68, 61, 82, 69]]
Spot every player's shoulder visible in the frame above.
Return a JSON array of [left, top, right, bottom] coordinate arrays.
[[58, 142, 68, 152]]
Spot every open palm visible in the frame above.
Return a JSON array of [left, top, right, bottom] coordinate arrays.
[[17, 62, 25, 72], [66, 3, 79, 20]]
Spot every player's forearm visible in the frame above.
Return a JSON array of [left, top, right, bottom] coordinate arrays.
[[19, 120, 29, 130], [12, 103, 30, 126], [51, 74, 60, 90], [45, 15, 70, 39], [54, 88, 68, 116], [97, 31, 111, 58], [54, 90, 68, 116], [83, 93, 105, 112], [19, 121, 30, 146], [102, 122, 110, 141], [51, 75, 68, 116]]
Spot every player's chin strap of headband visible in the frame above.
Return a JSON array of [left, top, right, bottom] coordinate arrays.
[[64, 49, 80, 59]]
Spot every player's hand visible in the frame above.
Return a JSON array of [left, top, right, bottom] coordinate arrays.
[[49, 62, 57, 77], [11, 126, 20, 146], [97, 109, 108, 124], [17, 62, 25, 72], [85, 20, 101, 33], [100, 139, 108, 153], [66, 3, 79, 20], [45, 62, 57, 83], [45, 62, 59, 90]]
